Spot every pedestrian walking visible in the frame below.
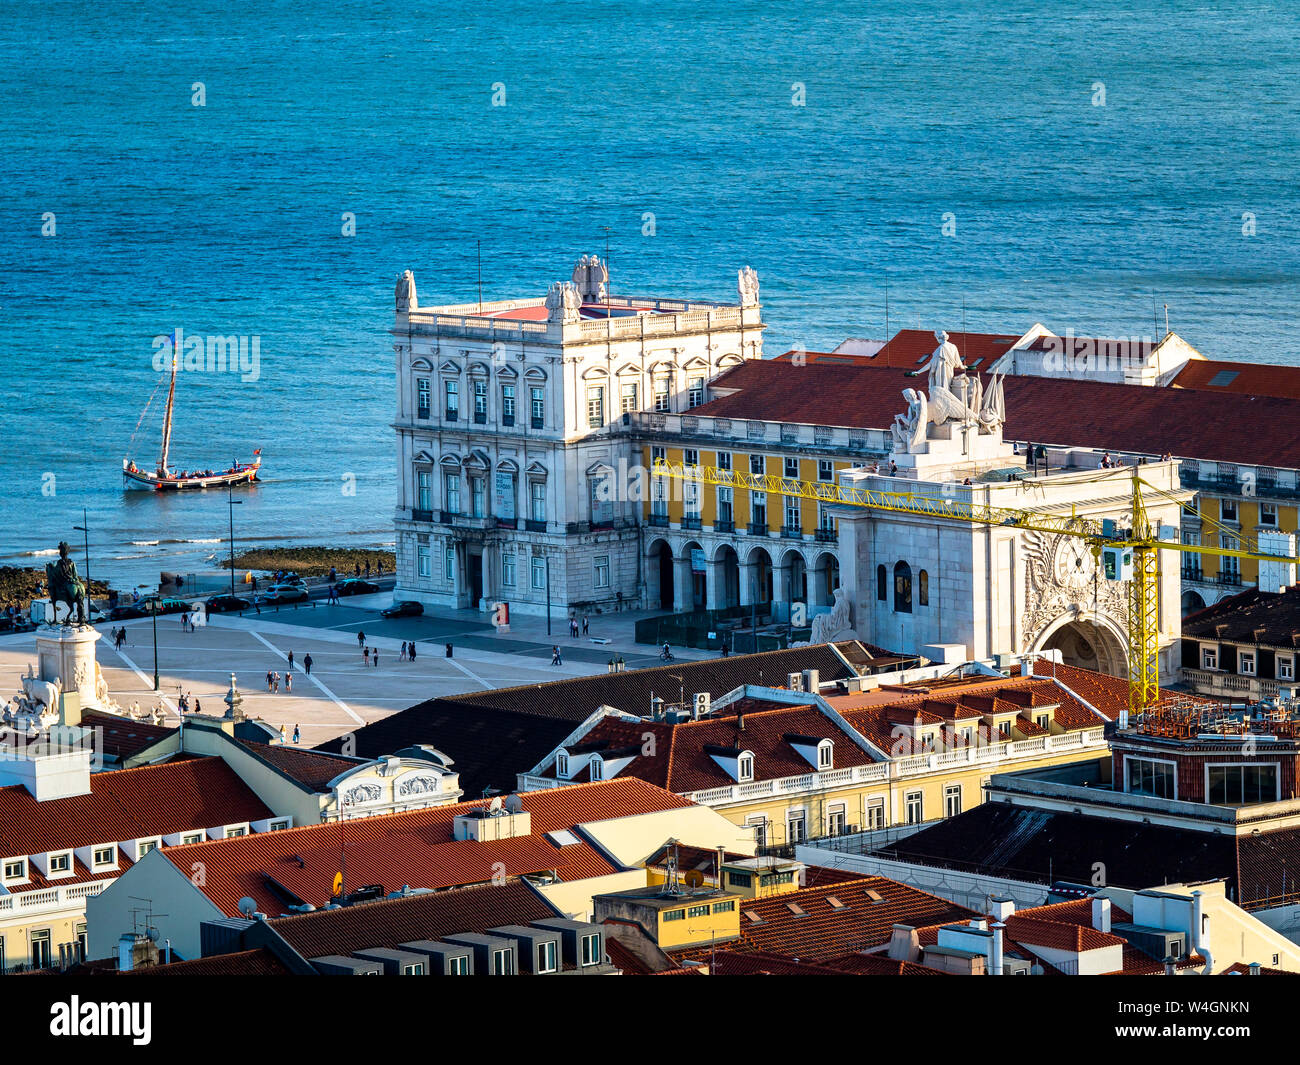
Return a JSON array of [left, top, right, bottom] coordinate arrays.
[[279, 723, 287, 743], [551, 645, 562, 666], [409, 642, 417, 662], [181, 611, 189, 632], [329, 566, 337, 583], [372, 649, 379, 669], [292, 723, 301, 745], [582, 614, 589, 635], [364, 560, 371, 578], [266, 669, 274, 692], [287, 650, 294, 670], [400, 641, 408, 661], [273, 671, 280, 693], [285, 672, 292, 693], [303, 653, 312, 676], [378, 560, 384, 577], [357, 630, 366, 648], [364, 646, 370, 665], [193, 697, 201, 714]]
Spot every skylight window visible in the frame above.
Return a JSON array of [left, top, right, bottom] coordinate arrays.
[[546, 829, 581, 847], [826, 896, 846, 909], [1207, 370, 1240, 387]]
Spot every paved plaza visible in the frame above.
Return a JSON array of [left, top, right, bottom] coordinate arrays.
[[0, 598, 716, 751]]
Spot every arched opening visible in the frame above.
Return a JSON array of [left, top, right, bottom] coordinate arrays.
[[893, 561, 913, 613], [682, 541, 706, 609], [649, 539, 673, 611], [715, 544, 740, 608], [813, 552, 839, 607], [1182, 590, 1207, 616], [748, 547, 774, 604], [782, 550, 807, 605], [1039, 618, 1129, 678]]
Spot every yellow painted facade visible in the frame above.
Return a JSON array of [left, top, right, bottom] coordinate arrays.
[[1192, 494, 1298, 585]]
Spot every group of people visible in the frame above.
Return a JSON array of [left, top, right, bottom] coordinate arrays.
[[179, 610, 200, 632], [177, 691, 201, 714], [568, 614, 590, 638], [108, 626, 128, 650], [398, 641, 417, 661], [278, 722, 302, 745], [265, 669, 293, 693]]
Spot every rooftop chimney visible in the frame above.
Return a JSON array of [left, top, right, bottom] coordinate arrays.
[[991, 922, 1005, 976], [1249, 961, 1261, 975], [117, 933, 159, 973], [989, 896, 1016, 922], [1091, 896, 1112, 934], [887, 924, 920, 963]]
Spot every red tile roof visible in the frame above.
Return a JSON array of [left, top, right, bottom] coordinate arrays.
[[82, 710, 176, 761], [119, 949, 292, 976], [687, 360, 1300, 468], [1173, 359, 1300, 402], [670, 876, 975, 964], [544, 704, 875, 792], [869, 329, 1024, 371], [162, 779, 694, 917], [236, 740, 365, 792], [0, 756, 273, 858]]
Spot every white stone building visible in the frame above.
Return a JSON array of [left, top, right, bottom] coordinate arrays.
[[391, 258, 764, 616]]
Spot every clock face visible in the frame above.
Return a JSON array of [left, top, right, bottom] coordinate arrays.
[[1054, 538, 1095, 589]]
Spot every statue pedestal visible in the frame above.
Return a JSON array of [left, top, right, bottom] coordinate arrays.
[[891, 420, 1019, 480], [35, 625, 103, 713]]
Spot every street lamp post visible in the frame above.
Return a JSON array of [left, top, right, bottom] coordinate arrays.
[[545, 555, 552, 637], [151, 600, 159, 691], [73, 507, 91, 597], [227, 486, 243, 598]]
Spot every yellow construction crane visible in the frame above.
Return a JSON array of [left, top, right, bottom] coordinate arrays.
[[652, 459, 1299, 711]]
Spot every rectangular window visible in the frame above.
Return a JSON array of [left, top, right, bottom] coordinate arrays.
[[48, 853, 70, 873], [493, 948, 514, 975], [1279, 656, 1295, 681], [580, 933, 600, 966], [684, 449, 699, 467], [865, 800, 885, 831], [751, 492, 767, 528], [1221, 498, 1237, 523], [470, 476, 485, 518], [944, 785, 962, 818], [1208, 764, 1278, 805], [621, 381, 638, 413], [904, 791, 923, 824], [784, 457, 799, 479], [181, 832, 203, 845], [402, 962, 425, 976], [785, 496, 801, 531], [30, 930, 51, 970], [92, 847, 115, 867], [586, 385, 605, 428], [1126, 757, 1176, 799], [749, 454, 765, 476], [1261, 503, 1278, 527], [502, 551, 516, 587], [717, 487, 733, 524], [530, 386, 545, 428], [737, 754, 754, 780], [417, 544, 431, 578], [1202, 646, 1218, 670], [224, 826, 247, 838], [531, 557, 545, 590], [687, 905, 709, 918], [444, 473, 460, 514], [138, 840, 158, 856], [445, 547, 455, 582], [786, 812, 806, 843], [728, 870, 753, 888], [827, 804, 846, 835], [417, 470, 431, 511], [530, 480, 546, 523], [536, 941, 557, 974], [473, 379, 488, 423], [717, 451, 732, 471], [417, 378, 430, 419], [663, 909, 685, 922], [1240, 650, 1256, 676], [746, 816, 767, 848], [654, 377, 670, 412], [1220, 536, 1240, 577], [444, 379, 459, 420], [688, 376, 704, 408], [448, 955, 470, 975], [712, 901, 735, 914], [502, 384, 516, 425], [818, 459, 834, 482], [3, 859, 25, 881], [594, 555, 610, 589], [651, 445, 666, 464]]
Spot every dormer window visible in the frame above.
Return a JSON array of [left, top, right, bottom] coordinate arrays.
[[92, 846, 116, 868], [49, 852, 71, 874], [817, 741, 833, 769], [556, 752, 570, 778], [3, 858, 27, 883], [738, 753, 755, 781], [589, 756, 604, 781]]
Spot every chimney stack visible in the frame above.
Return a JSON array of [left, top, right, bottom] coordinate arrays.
[[1091, 896, 1112, 934], [991, 922, 1005, 976], [117, 933, 159, 973]]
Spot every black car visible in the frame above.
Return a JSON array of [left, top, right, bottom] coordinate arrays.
[[206, 595, 251, 613], [336, 578, 379, 596], [108, 604, 150, 620], [381, 600, 424, 618]]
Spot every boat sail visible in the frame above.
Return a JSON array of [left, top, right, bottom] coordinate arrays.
[[123, 346, 262, 492]]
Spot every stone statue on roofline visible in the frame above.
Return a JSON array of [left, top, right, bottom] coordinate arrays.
[[545, 280, 582, 324], [395, 270, 417, 312], [737, 266, 760, 308], [571, 254, 608, 303]]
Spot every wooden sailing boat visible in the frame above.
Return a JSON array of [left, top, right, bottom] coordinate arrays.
[[122, 349, 262, 491]]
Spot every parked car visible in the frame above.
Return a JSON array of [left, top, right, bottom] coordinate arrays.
[[381, 600, 424, 618], [142, 597, 191, 615], [205, 595, 251, 613], [336, 578, 379, 596], [107, 604, 149, 621], [0, 616, 37, 633], [257, 584, 310, 605]]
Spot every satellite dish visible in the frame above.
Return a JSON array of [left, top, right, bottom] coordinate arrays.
[[488, 796, 504, 815], [684, 870, 705, 889], [237, 897, 257, 917], [332, 872, 344, 897], [505, 794, 523, 814]]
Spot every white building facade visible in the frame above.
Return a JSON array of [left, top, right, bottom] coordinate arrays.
[[392, 259, 764, 616]]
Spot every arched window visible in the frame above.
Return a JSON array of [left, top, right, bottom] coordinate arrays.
[[919, 569, 929, 607], [893, 561, 913, 613], [876, 564, 887, 601]]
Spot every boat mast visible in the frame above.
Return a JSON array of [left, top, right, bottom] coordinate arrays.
[[158, 350, 177, 475]]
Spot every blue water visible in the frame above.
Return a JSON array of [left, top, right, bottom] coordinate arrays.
[[3, 1, 1300, 590]]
